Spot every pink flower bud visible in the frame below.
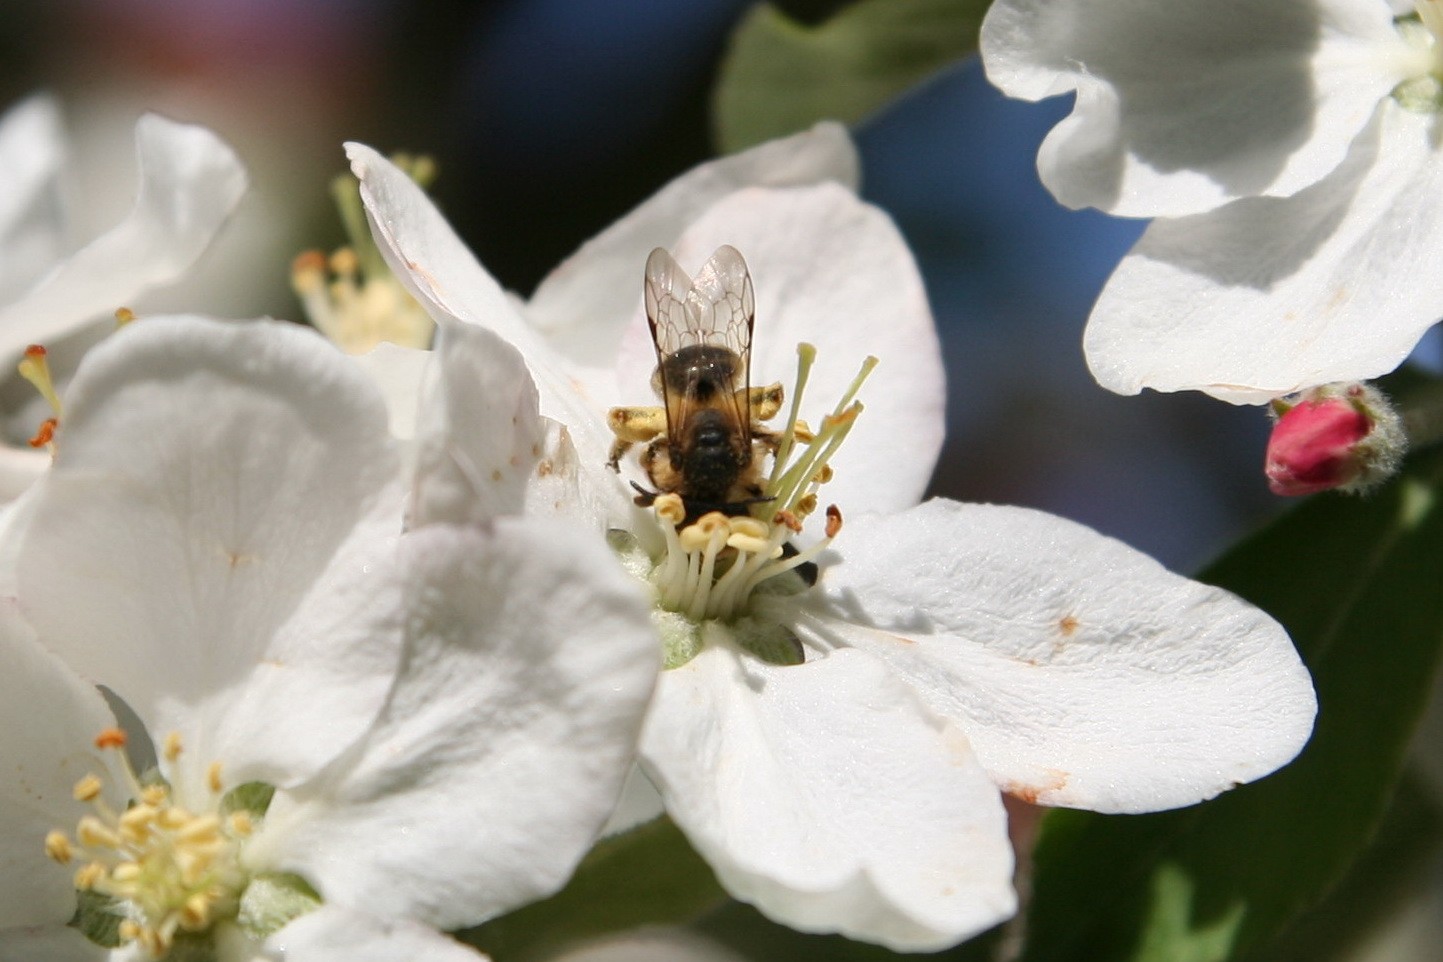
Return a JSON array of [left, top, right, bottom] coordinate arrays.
[[1264, 383, 1405, 497]]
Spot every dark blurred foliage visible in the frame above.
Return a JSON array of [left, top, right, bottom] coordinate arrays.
[[1, 0, 1282, 569]]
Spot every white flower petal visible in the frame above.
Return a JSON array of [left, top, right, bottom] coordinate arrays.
[[642, 643, 1016, 952], [0, 114, 246, 364], [413, 321, 575, 526], [526, 122, 860, 365], [809, 499, 1316, 813], [350, 341, 432, 442], [0, 446, 48, 505], [268, 907, 489, 962], [1086, 103, 1443, 402], [19, 316, 403, 794], [0, 94, 67, 302], [259, 519, 657, 929], [346, 143, 616, 485], [613, 184, 945, 515], [980, 0, 1408, 216], [0, 925, 106, 962], [0, 608, 122, 931]]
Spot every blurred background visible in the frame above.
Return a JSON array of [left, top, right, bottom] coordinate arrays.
[[0, 0, 1281, 570]]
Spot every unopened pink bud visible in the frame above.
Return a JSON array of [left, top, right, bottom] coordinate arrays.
[[1264, 383, 1405, 496]]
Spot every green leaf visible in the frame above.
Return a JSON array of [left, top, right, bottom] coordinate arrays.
[[712, 0, 991, 153], [1018, 444, 1443, 962], [1259, 768, 1443, 962], [457, 816, 728, 961]]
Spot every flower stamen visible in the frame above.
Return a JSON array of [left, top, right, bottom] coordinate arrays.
[[45, 731, 253, 959], [647, 345, 872, 625]]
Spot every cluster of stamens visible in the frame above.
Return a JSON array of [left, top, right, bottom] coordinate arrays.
[[44, 729, 254, 959], [1395, 2, 1443, 109], [650, 344, 873, 623], [292, 160, 436, 354]]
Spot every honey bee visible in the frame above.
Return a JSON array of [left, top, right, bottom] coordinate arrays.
[[607, 245, 784, 521]]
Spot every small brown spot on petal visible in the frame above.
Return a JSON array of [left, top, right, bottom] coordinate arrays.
[[537, 460, 554, 478], [1059, 614, 1079, 637], [490, 469, 503, 482]]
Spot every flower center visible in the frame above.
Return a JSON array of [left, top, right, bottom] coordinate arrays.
[[45, 729, 261, 959], [635, 345, 873, 664], [293, 158, 436, 354]]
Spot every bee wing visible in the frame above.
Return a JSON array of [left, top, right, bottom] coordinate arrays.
[[645, 246, 757, 439]]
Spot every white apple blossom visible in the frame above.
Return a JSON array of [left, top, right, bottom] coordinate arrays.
[[0, 315, 657, 961], [346, 130, 1319, 951], [980, 0, 1443, 402], [0, 94, 246, 498]]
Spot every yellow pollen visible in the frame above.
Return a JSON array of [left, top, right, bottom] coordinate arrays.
[[115, 307, 137, 327], [77, 816, 120, 849], [163, 731, 183, 762], [45, 830, 73, 863], [76, 862, 106, 890], [329, 246, 360, 277], [46, 738, 257, 958], [72, 774, 103, 802]]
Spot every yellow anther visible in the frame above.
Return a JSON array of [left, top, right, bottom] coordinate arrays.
[[679, 513, 729, 552], [229, 811, 255, 837], [44, 831, 73, 863], [141, 784, 168, 807], [329, 247, 360, 277], [726, 533, 772, 554], [163, 731, 183, 762], [77, 816, 120, 850], [813, 464, 834, 484], [75, 862, 106, 890], [728, 516, 769, 541], [796, 493, 818, 518], [95, 728, 128, 750], [177, 814, 223, 844], [117, 921, 141, 942], [72, 773, 103, 802], [207, 761, 224, 794], [157, 806, 192, 831], [291, 250, 328, 292], [111, 862, 142, 883], [180, 893, 213, 930], [119, 804, 158, 842], [114, 307, 137, 327], [18, 345, 63, 417], [654, 493, 686, 525]]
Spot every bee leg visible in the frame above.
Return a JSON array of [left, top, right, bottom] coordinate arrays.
[[607, 437, 633, 473]]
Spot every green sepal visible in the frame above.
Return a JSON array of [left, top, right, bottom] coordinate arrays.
[[69, 888, 126, 947], [221, 781, 276, 819], [236, 872, 322, 941], [729, 615, 806, 666]]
